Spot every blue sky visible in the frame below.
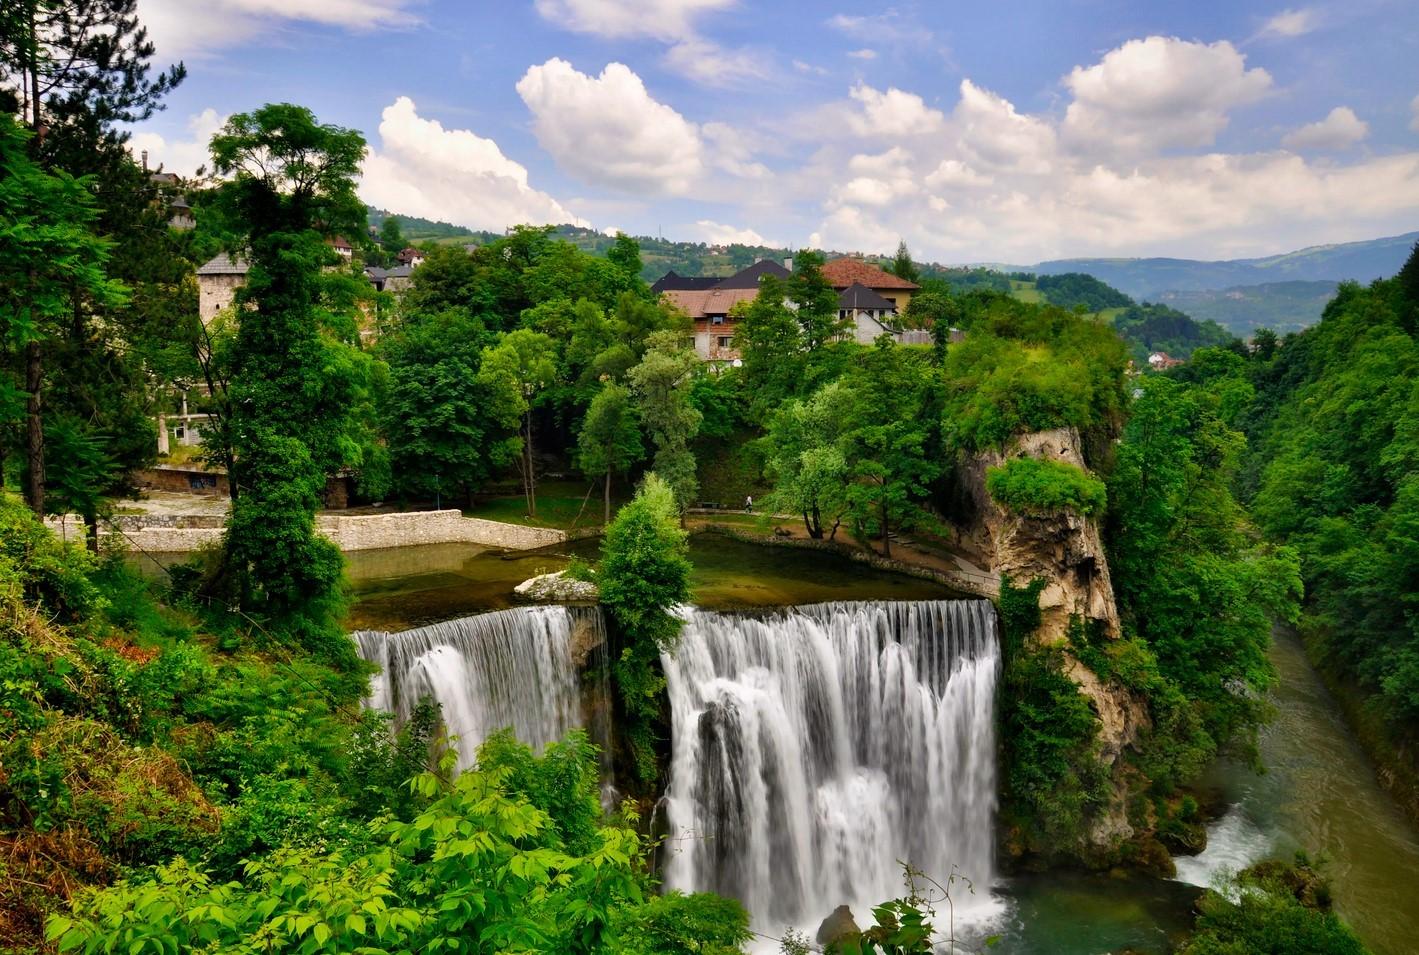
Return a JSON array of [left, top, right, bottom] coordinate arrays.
[[131, 0, 1419, 263]]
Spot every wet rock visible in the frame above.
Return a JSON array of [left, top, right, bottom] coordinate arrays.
[[513, 570, 598, 603], [816, 904, 862, 951]]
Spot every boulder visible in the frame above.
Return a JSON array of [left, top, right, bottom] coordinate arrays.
[[513, 570, 598, 604], [816, 904, 862, 951]]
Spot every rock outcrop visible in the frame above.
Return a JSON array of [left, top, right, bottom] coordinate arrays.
[[961, 427, 1149, 853], [513, 570, 598, 604]]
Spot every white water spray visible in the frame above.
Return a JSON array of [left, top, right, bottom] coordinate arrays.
[[659, 600, 1000, 932], [353, 607, 594, 771]]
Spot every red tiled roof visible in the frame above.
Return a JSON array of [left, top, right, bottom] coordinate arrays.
[[661, 287, 760, 318], [821, 258, 919, 290]]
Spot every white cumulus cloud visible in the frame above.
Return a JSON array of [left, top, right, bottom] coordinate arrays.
[[847, 83, 945, 137], [359, 96, 573, 231], [695, 219, 768, 245], [1282, 106, 1369, 151], [848, 49, 877, 60], [1259, 7, 1319, 38], [517, 59, 704, 195], [127, 108, 228, 176], [799, 38, 1419, 263], [138, 0, 421, 58], [533, 0, 761, 87], [1062, 36, 1272, 155]]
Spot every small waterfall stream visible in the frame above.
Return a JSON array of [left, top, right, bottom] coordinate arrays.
[[660, 600, 1001, 932], [353, 606, 598, 771]]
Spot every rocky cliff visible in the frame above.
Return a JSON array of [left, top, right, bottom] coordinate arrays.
[[959, 427, 1151, 855]]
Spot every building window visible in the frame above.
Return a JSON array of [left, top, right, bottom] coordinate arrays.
[[711, 314, 725, 325], [718, 336, 733, 348]]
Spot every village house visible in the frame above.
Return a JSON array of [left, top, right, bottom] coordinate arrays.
[[657, 254, 928, 360], [1148, 351, 1184, 370]]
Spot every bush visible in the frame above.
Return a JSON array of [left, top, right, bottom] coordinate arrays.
[[987, 457, 1107, 517], [611, 892, 750, 955], [599, 474, 692, 783], [1181, 857, 1369, 954]]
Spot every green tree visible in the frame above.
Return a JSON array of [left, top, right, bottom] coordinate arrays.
[[1109, 375, 1301, 772], [0, 115, 125, 516], [598, 474, 692, 781], [379, 215, 404, 256], [887, 240, 920, 284], [835, 339, 941, 557], [628, 332, 702, 513], [208, 103, 368, 664], [379, 310, 513, 506], [763, 385, 850, 539], [577, 381, 643, 523], [787, 249, 849, 354], [478, 329, 558, 517], [733, 275, 804, 421]]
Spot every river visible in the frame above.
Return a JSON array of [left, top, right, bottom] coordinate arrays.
[[1175, 629, 1419, 955]]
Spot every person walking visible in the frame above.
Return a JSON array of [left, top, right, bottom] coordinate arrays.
[[744, 495, 753, 513]]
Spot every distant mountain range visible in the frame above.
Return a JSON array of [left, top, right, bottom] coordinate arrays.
[[1004, 232, 1417, 334]]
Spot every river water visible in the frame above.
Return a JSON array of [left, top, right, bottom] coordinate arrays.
[[1176, 630, 1419, 955]]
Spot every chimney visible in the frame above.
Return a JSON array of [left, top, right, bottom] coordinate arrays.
[[141, 149, 149, 172], [784, 256, 793, 272]]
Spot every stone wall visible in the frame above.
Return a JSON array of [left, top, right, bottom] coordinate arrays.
[[317, 511, 564, 551], [47, 509, 564, 554]]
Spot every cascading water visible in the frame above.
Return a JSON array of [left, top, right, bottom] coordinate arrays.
[[660, 600, 1000, 933], [353, 606, 599, 772]]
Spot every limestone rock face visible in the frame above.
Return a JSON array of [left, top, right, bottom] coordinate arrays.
[[960, 427, 1118, 641], [961, 427, 1148, 851], [513, 571, 598, 604]]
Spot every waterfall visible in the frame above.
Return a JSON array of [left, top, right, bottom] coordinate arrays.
[[353, 606, 598, 772], [660, 600, 1000, 932]]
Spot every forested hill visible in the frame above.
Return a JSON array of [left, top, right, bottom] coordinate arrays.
[[1175, 245, 1419, 814]]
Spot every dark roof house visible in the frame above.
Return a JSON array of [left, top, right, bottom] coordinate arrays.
[[714, 259, 792, 288], [651, 270, 722, 294]]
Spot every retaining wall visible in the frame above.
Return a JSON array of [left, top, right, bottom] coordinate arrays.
[[46, 509, 564, 554]]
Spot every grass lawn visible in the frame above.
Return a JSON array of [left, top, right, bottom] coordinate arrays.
[[1009, 279, 1044, 304], [464, 479, 623, 531]]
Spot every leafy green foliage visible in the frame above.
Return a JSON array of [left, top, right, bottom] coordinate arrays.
[[1181, 857, 1370, 955], [987, 457, 1107, 517], [940, 293, 1127, 452], [48, 753, 650, 955], [1111, 302, 1236, 362], [578, 381, 643, 523], [598, 475, 692, 782], [206, 104, 372, 667], [1034, 273, 1132, 312], [611, 891, 751, 955], [1109, 375, 1300, 779], [629, 334, 702, 512], [997, 579, 1107, 852]]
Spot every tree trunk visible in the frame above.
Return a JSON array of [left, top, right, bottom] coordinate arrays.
[[880, 500, 891, 558], [805, 504, 823, 539], [82, 510, 99, 554], [522, 412, 537, 517], [24, 338, 44, 517], [604, 467, 612, 525]]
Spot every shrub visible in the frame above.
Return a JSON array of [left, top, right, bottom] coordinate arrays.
[[598, 474, 692, 783], [988, 457, 1107, 517]]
